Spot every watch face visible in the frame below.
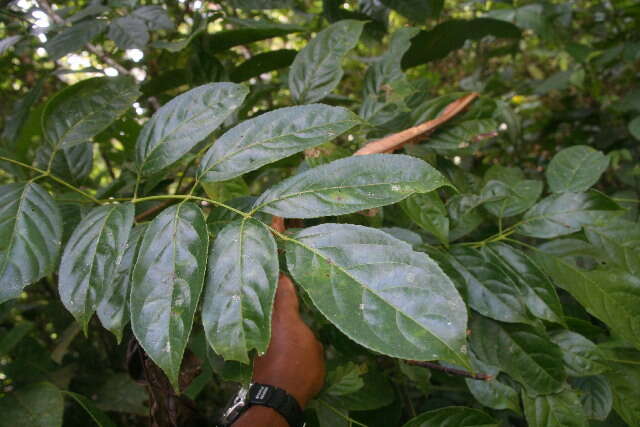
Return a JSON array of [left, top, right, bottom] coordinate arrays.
[[219, 386, 250, 425]]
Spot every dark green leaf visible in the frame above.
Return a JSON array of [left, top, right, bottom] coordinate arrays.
[[401, 191, 449, 246], [289, 20, 365, 104], [97, 224, 147, 342], [329, 370, 394, 410], [198, 104, 361, 182], [286, 223, 469, 367], [551, 331, 607, 377], [448, 247, 534, 324], [629, 116, 640, 141], [485, 243, 564, 325], [228, 0, 292, 9], [466, 375, 521, 414], [380, 0, 443, 22], [482, 179, 543, 218], [535, 254, 640, 350], [254, 154, 449, 218], [59, 203, 134, 331], [1, 80, 43, 145], [207, 20, 304, 53], [94, 373, 148, 416], [135, 83, 248, 176], [35, 143, 93, 184], [152, 15, 207, 52], [470, 315, 565, 395], [0, 321, 34, 355], [108, 16, 149, 50], [0, 183, 62, 303], [44, 19, 108, 60], [202, 219, 278, 363], [231, 49, 297, 82], [522, 389, 588, 427], [402, 19, 521, 68], [517, 191, 621, 239], [324, 362, 364, 397], [584, 219, 640, 275], [63, 391, 117, 427], [0, 382, 64, 427], [43, 76, 140, 149], [130, 203, 208, 390], [206, 197, 270, 236], [416, 119, 499, 156], [546, 146, 609, 193], [132, 6, 174, 30], [602, 348, 640, 426], [402, 406, 498, 427], [572, 376, 612, 420]]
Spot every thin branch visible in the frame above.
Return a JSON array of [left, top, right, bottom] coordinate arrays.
[[405, 360, 493, 381], [354, 93, 479, 155]]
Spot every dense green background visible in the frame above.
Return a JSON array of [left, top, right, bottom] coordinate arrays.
[[1, 0, 640, 426]]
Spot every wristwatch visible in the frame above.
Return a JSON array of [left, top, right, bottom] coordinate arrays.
[[218, 383, 305, 427]]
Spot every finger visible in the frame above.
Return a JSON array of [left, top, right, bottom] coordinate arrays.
[[273, 273, 300, 315]]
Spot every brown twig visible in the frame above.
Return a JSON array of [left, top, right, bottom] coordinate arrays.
[[354, 92, 479, 155], [405, 360, 493, 381]]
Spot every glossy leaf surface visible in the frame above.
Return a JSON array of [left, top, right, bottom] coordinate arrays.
[[59, 203, 134, 331], [130, 203, 208, 389], [482, 179, 543, 218], [572, 376, 612, 420], [584, 219, 640, 275], [35, 142, 93, 184], [136, 83, 248, 175], [289, 20, 365, 104], [254, 154, 449, 218], [43, 76, 140, 149], [550, 330, 606, 377], [202, 219, 278, 363], [517, 191, 621, 238], [198, 104, 360, 182], [546, 145, 609, 193], [0, 183, 62, 303], [400, 191, 450, 246], [97, 224, 147, 342], [522, 389, 588, 427], [470, 315, 565, 395], [286, 223, 469, 367]]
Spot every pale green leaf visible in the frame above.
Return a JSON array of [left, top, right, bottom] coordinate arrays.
[[286, 223, 469, 367]]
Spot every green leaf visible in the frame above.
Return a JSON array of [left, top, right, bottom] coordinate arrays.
[[0, 382, 64, 427], [289, 20, 365, 104], [231, 49, 297, 82], [59, 203, 134, 331], [132, 6, 174, 31], [43, 76, 140, 149], [571, 376, 612, 420], [466, 375, 521, 414], [629, 116, 640, 141], [286, 223, 469, 367], [379, 227, 423, 248], [447, 247, 535, 324], [0, 321, 34, 355], [197, 104, 361, 182], [202, 219, 278, 363], [254, 154, 449, 218], [416, 119, 499, 156], [207, 20, 304, 53], [135, 83, 248, 176], [0, 183, 62, 303], [94, 373, 148, 416], [1, 80, 43, 145], [402, 406, 498, 427], [470, 315, 565, 395], [130, 203, 208, 390], [35, 143, 93, 184], [402, 19, 521, 68], [380, 0, 444, 22], [44, 19, 108, 60], [484, 243, 564, 325], [97, 224, 147, 342], [546, 146, 609, 193], [482, 179, 543, 218], [550, 331, 607, 377], [63, 391, 117, 427], [206, 196, 270, 236], [523, 389, 588, 427], [584, 219, 640, 275], [517, 191, 621, 239], [333, 371, 395, 410], [324, 362, 365, 397], [400, 191, 449, 246], [108, 16, 149, 50], [152, 14, 207, 52], [602, 349, 640, 426], [228, 0, 292, 9], [534, 254, 640, 350]]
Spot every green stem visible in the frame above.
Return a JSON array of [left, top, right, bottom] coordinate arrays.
[[0, 155, 101, 204]]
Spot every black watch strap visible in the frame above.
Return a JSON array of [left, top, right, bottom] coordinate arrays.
[[247, 383, 305, 427]]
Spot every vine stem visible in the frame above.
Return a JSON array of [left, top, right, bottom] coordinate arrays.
[[0, 155, 101, 204]]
